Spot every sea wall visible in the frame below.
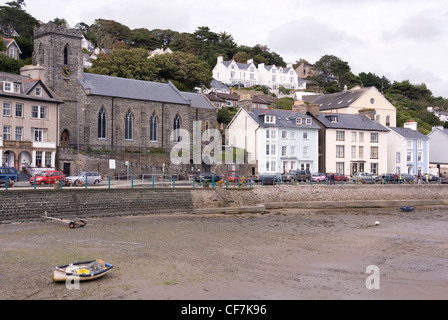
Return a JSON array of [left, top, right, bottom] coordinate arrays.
[[1, 184, 447, 223]]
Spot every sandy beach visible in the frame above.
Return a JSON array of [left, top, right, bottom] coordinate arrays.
[[0, 205, 447, 301]]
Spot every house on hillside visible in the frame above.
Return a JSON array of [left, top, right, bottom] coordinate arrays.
[[0, 70, 62, 172], [212, 56, 258, 88], [227, 97, 320, 175], [388, 120, 429, 176], [307, 86, 396, 128], [258, 63, 304, 91], [1, 38, 21, 60], [427, 126, 448, 176], [308, 104, 389, 176]]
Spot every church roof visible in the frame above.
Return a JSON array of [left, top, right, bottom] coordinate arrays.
[[81, 73, 190, 105]]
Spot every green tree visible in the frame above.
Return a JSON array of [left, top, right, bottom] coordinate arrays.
[[150, 51, 212, 90], [0, 54, 25, 73], [88, 19, 131, 49], [87, 48, 159, 81]]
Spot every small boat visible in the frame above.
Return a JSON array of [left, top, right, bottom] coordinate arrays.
[[400, 206, 415, 212], [52, 259, 113, 282]]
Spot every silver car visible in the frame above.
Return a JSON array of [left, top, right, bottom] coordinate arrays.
[[64, 172, 102, 186]]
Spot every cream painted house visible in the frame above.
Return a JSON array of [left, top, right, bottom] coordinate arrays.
[[0, 70, 62, 173], [310, 86, 396, 128], [310, 112, 389, 176]]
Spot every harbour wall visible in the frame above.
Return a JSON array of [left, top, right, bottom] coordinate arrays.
[[1, 184, 447, 223]]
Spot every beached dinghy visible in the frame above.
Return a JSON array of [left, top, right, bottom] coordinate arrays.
[[52, 259, 113, 282], [400, 206, 415, 212]]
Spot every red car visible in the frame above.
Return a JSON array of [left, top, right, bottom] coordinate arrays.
[[29, 170, 65, 185], [326, 173, 349, 182]]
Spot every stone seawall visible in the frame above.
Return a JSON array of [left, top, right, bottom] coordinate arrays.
[[1, 184, 447, 223]]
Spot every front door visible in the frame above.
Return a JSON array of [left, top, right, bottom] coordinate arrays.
[[63, 162, 71, 176]]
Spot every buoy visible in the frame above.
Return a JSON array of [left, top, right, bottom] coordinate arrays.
[[375, 221, 380, 226]]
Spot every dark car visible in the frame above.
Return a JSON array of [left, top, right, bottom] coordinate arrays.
[[381, 173, 398, 184], [399, 174, 415, 184], [0, 167, 18, 187], [194, 172, 223, 182], [252, 174, 281, 185]]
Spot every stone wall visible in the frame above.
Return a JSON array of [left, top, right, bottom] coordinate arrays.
[[1, 184, 447, 223]]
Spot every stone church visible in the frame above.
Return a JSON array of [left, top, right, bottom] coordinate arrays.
[[23, 23, 218, 177]]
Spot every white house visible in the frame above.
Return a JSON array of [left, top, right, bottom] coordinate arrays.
[[388, 121, 429, 175], [227, 98, 320, 175], [212, 56, 258, 88], [258, 63, 304, 91], [310, 111, 389, 176], [427, 126, 448, 176]]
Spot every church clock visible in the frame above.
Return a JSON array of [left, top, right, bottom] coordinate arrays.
[[62, 66, 71, 77]]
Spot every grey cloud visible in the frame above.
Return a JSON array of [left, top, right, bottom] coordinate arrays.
[[266, 17, 364, 62], [383, 16, 444, 43]]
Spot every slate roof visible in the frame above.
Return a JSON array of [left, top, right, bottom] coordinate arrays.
[[221, 60, 251, 70], [248, 108, 320, 130], [309, 88, 367, 111], [389, 127, 429, 140], [210, 79, 229, 89], [311, 113, 389, 132], [180, 92, 216, 110], [81, 73, 190, 105], [0, 71, 62, 103]]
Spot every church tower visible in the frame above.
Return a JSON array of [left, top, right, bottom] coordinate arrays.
[[32, 22, 84, 102]]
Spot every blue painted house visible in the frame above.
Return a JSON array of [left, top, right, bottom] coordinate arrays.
[[387, 121, 429, 175]]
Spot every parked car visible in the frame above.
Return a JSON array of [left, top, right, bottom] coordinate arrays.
[[312, 172, 327, 182], [0, 167, 18, 187], [194, 172, 223, 182], [399, 174, 415, 184], [226, 172, 241, 183], [29, 170, 65, 185], [352, 172, 376, 183], [334, 173, 349, 182], [64, 172, 103, 186], [252, 174, 281, 185], [380, 173, 398, 184], [282, 169, 311, 183], [439, 175, 448, 184]]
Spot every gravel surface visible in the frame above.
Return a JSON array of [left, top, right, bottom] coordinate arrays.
[[1, 206, 447, 300]]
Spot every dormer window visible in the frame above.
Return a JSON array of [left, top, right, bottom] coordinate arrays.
[[306, 118, 312, 125], [3, 82, 13, 92], [265, 115, 276, 124], [14, 83, 21, 93], [326, 115, 338, 123], [35, 87, 42, 96], [296, 118, 302, 124]]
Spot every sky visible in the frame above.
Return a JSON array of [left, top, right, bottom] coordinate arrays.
[[7, 0, 448, 98]]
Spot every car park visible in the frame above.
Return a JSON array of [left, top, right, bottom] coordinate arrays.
[[312, 172, 327, 182], [29, 170, 65, 185], [0, 167, 18, 187], [64, 172, 103, 186]]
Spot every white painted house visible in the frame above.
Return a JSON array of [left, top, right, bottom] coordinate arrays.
[[427, 126, 448, 176], [388, 121, 429, 175], [258, 63, 305, 91], [212, 56, 258, 88], [227, 100, 320, 175]]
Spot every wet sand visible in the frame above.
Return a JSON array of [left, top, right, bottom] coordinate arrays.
[[0, 206, 447, 300]]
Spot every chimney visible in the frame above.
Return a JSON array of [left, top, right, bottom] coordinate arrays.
[[217, 55, 223, 64], [358, 108, 376, 120], [247, 59, 253, 64], [238, 94, 253, 112], [404, 120, 418, 131], [293, 100, 319, 116], [20, 65, 45, 81]]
